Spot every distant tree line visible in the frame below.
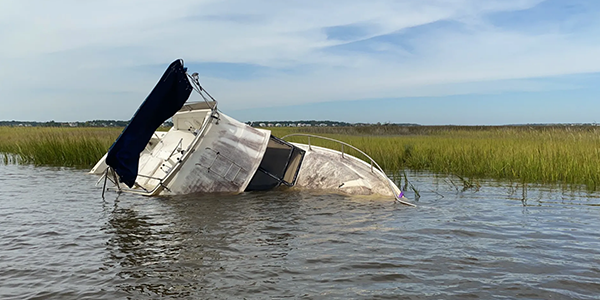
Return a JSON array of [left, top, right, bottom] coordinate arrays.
[[3, 118, 596, 129], [0, 120, 130, 127], [246, 120, 421, 127]]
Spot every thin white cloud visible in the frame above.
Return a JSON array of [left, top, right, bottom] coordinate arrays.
[[0, 0, 598, 120]]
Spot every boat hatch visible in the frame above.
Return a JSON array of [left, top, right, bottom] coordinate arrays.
[[245, 135, 305, 191]]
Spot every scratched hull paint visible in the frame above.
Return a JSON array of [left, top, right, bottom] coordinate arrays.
[[293, 144, 400, 197], [171, 114, 270, 194]]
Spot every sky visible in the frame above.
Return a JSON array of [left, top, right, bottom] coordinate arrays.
[[1, 0, 599, 125]]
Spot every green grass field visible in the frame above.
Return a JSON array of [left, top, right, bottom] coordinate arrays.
[[271, 126, 600, 190], [0, 127, 121, 167], [2, 125, 600, 190]]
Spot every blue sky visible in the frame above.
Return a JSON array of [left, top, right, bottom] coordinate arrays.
[[1, 0, 599, 125]]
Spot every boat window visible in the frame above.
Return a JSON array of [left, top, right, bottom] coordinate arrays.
[[245, 135, 305, 191]]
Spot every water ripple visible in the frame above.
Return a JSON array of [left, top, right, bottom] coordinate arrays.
[[1, 165, 600, 299]]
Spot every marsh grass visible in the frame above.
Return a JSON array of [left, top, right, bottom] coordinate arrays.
[[271, 126, 600, 190], [3, 125, 600, 190], [0, 127, 121, 168]]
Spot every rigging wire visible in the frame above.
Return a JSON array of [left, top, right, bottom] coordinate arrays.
[[186, 72, 218, 112]]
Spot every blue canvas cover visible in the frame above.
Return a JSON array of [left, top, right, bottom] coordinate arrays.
[[106, 59, 193, 188]]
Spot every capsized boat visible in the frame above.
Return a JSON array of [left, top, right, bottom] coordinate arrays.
[[90, 59, 414, 206]]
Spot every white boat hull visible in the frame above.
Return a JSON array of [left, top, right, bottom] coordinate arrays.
[[293, 144, 401, 197]]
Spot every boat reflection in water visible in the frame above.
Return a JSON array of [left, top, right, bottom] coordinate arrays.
[[103, 190, 304, 298]]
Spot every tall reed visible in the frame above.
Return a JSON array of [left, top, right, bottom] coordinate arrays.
[[271, 126, 600, 189], [4, 125, 600, 190], [0, 127, 121, 168]]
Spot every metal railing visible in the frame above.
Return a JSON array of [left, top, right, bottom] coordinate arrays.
[[281, 133, 415, 206]]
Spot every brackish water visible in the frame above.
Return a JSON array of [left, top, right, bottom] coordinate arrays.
[[1, 164, 600, 299]]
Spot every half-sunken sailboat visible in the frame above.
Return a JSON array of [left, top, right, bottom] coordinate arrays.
[[90, 59, 413, 206]]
